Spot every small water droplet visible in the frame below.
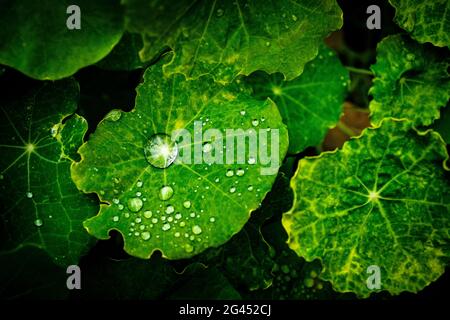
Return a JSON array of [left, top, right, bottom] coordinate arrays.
[[229, 186, 236, 193], [26, 191, 33, 198], [136, 191, 142, 197], [265, 41, 271, 47], [226, 169, 234, 177], [127, 197, 143, 212], [135, 217, 142, 223], [236, 168, 245, 176], [209, 217, 216, 223], [180, 221, 186, 227], [291, 14, 298, 21], [252, 119, 259, 126], [185, 244, 194, 253], [124, 212, 130, 218], [113, 216, 119, 222], [151, 218, 158, 224], [144, 210, 152, 218], [175, 213, 182, 219], [202, 142, 212, 153], [247, 185, 254, 191], [159, 185, 174, 200], [113, 177, 120, 184], [214, 177, 220, 183], [166, 205, 175, 214], [113, 198, 119, 204], [136, 180, 143, 188], [216, 8, 224, 16], [174, 232, 181, 238], [144, 133, 178, 169], [162, 223, 171, 231], [183, 201, 191, 209], [192, 225, 202, 235], [118, 204, 124, 210], [248, 157, 256, 165], [240, 110, 246, 116], [34, 219, 43, 227], [141, 231, 151, 240]]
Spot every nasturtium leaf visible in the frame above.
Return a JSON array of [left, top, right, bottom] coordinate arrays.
[[283, 119, 450, 297], [123, 0, 343, 82], [434, 104, 450, 144], [0, 0, 124, 80], [246, 45, 348, 154], [0, 246, 67, 299], [369, 34, 450, 126], [389, 0, 450, 48], [72, 58, 289, 260], [196, 162, 294, 291], [0, 79, 98, 266], [96, 32, 145, 71]]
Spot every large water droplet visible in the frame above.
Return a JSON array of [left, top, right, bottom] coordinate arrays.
[[159, 185, 174, 200], [34, 219, 43, 227], [144, 133, 178, 169], [127, 197, 143, 212]]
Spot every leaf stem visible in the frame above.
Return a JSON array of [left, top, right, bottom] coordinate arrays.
[[345, 66, 374, 76]]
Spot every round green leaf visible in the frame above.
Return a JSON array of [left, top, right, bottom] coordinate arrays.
[[246, 45, 348, 154], [283, 119, 450, 297], [0, 79, 98, 266], [370, 34, 450, 126], [72, 58, 289, 260], [389, 0, 450, 48], [124, 0, 343, 82], [0, 0, 124, 80]]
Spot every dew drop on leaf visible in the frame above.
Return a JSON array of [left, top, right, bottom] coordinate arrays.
[[192, 225, 202, 235], [236, 168, 245, 176], [144, 133, 178, 169], [26, 191, 33, 198], [127, 197, 143, 212], [143, 210, 152, 218], [183, 200, 191, 208], [141, 231, 151, 240], [226, 169, 234, 177], [159, 185, 174, 200], [34, 219, 43, 227]]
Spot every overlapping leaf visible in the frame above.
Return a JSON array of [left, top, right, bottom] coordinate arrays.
[[246, 45, 348, 154], [0, 0, 124, 79], [0, 79, 98, 266], [389, 0, 450, 48], [283, 119, 450, 297], [370, 34, 450, 126], [123, 0, 343, 82], [72, 57, 289, 260]]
